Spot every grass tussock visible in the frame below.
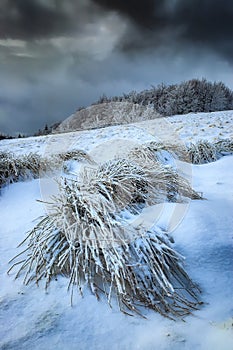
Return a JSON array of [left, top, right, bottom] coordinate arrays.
[[0, 149, 94, 190], [55, 149, 94, 163], [187, 138, 233, 164], [215, 138, 233, 155], [148, 141, 190, 162], [127, 141, 191, 165], [187, 140, 220, 164], [0, 151, 46, 189], [127, 147, 202, 201], [9, 158, 202, 318], [138, 138, 233, 165]]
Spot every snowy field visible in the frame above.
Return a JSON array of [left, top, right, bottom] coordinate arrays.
[[0, 111, 232, 349], [0, 110, 232, 158]]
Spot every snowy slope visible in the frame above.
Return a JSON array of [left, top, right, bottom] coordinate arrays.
[[0, 110, 232, 158], [0, 111, 233, 349], [54, 102, 160, 133]]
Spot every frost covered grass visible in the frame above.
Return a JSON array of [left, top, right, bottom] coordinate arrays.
[[129, 138, 233, 166], [9, 158, 202, 318], [52, 149, 94, 163], [147, 141, 190, 163], [0, 151, 46, 189], [0, 149, 93, 191], [128, 152, 201, 202], [187, 138, 233, 164], [142, 138, 233, 165], [47, 150, 95, 174], [134, 138, 233, 166], [215, 138, 233, 155], [187, 140, 220, 164]]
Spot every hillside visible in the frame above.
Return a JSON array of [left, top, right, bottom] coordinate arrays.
[[54, 102, 160, 133], [0, 110, 233, 349]]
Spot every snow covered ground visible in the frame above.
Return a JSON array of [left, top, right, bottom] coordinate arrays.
[[0, 110, 232, 158], [0, 111, 233, 349]]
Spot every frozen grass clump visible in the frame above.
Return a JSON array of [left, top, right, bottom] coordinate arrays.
[[148, 141, 190, 163], [86, 158, 155, 209], [0, 150, 94, 191], [187, 140, 220, 164], [147, 139, 233, 165], [56, 149, 94, 163], [128, 145, 161, 167], [0, 151, 46, 189], [43, 150, 95, 174], [127, 147, 202, 202], [214, 138, 233, 155], [9, 158, 202, 318], [82, 157, 201, 206], [150, 163, 202, 201]]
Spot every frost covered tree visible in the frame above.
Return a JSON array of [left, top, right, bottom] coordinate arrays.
[[209, 82, 228, 111], [93, 79, 233, 116]]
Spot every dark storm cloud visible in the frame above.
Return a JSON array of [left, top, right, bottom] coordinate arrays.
[[92, 0, 167, 29], [0, 0, 70, 39], [92, 0, 233, 61], [1, 0, 233, 135], [175, 0, 233, 59], [1, 0, 233, 60], [0, 0, 101, 39]]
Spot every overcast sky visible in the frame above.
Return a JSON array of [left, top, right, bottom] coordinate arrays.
[[1, 0, 233, 135]]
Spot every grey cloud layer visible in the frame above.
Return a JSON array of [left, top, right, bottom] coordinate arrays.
[[93, 0, 233, 61], [0, 0, 103, 39], [0, 0, 233, 134], [1, 0, 233, 60]]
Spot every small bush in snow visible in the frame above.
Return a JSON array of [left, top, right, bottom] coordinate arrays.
[[10, 158, 202, 318]]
